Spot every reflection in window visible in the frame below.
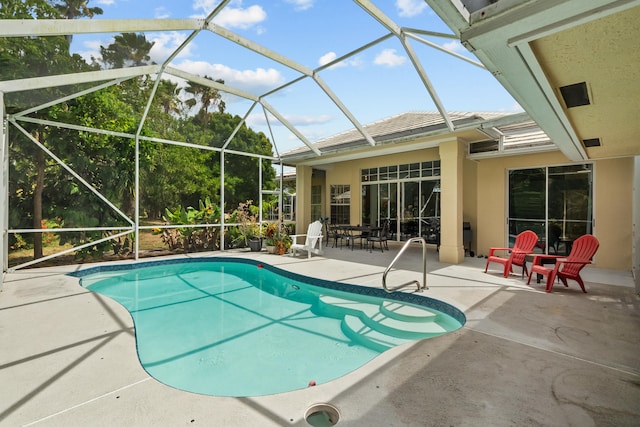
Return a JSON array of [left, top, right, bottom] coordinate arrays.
[[330, 184, 350, 225], [509, 164, 593, 254]]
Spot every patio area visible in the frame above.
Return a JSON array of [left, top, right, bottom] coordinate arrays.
[[1, 243, 639, 426]]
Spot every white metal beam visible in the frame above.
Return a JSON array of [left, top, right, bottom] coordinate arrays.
[[163, 66, 259, 101], [312, 74, 377, 147], [401, 37, 454, 131], [0, 19, 203, 37], [353, 0, 402, 36], [207, 23, 313, 77], [9, 120, 134, 226], [1, 92, 6, 277], [0, 65, 160, 93], [13, 77, 133, 117], [260, 100, 321, 156]]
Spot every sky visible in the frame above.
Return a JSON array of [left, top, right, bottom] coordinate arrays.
[[70, 0, 523, 154]]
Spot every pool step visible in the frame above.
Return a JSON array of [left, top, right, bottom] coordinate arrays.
[[380, 301, 439, 323], [341, 315, 413, 352], [317, 296, 439, 321], [317, 295, 447, 351]]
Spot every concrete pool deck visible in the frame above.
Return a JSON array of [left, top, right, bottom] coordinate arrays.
[[1, 243, 639, 426]]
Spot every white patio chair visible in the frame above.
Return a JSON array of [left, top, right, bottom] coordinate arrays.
[[290, 220, 324, 258]]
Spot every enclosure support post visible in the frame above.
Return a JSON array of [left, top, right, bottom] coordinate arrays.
[[1, 92, 7, 283]]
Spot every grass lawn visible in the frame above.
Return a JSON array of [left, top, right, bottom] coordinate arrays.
[[8, 227, 170, 269]]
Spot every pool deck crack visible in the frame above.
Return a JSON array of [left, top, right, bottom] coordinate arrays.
[[22, 378, 152, 426]]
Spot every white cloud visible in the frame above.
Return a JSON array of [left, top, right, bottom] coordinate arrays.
[[176, 60, 285, 95], [248, 111, 333, 127], [95, 0, 115, 5], [284, 114, 333, 126], [442, 41, 465, 53], [154, 6, 171, 19], [374, 49, 406, 67], [214, 5, 267, 29], [76, 39, 104, 64], [192, 1, 267, 30], [318, 51, 363, 69], [396, 0, 427, 18], [150, 32, 194, 62], [319, 52, 345, 68], [284, 0, 315, 11]]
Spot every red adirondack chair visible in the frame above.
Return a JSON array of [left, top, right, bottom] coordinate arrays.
[[526, 234, 599, 293], [484, 230, 539, 278]]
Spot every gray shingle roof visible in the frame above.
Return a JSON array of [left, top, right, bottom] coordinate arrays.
[[281, 111, 513, 158], [281, 111, 555, 161]]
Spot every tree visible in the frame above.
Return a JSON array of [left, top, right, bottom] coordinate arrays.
[[50, 0, 103, 46], [184, 76, 226, 127], [1, 0, 98, 259], [97, 33, 155, 69]]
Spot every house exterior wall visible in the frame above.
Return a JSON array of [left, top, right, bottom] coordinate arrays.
[[324, 148, 442, 227], [303, 144, 633, 272], [475, 153, 633, 271], [463, 156, 479, 254]]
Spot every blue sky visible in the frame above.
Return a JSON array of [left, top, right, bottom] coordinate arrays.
[[71, 0, 522, 153]]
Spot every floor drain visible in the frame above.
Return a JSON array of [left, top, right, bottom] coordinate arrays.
[[305, 403, 340, 426]]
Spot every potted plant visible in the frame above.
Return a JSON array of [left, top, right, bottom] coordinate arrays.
[[268, 220, 292, 255], [234, 200, 262, 251], [264, 222, 279, 254]]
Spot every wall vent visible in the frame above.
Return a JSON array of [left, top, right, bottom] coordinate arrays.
[[559, 82, 590, 108], [582, 138, 601, 147]]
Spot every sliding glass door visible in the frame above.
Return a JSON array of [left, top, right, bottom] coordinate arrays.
[[508, 164, 593, 254]]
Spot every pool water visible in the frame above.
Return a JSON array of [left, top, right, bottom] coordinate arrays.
[[74, 258, 464, 397]]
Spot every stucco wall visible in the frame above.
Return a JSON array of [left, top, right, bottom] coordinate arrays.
[[324, 148, 441, 226], [463, 157, 478, 254], [476, 153, 633, 271], [314, 146, 633, 272], [594, 158, 633, 270]]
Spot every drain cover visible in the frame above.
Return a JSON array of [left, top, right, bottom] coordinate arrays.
[[305, 403, 340, 426]]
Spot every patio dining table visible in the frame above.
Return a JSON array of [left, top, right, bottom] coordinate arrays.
[[335, 225, 381, 249]]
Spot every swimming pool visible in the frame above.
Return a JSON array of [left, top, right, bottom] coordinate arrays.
[[71, 257, 465, 397]]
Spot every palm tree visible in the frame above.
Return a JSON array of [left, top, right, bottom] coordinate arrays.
[[99, 33, 155, 68], [156, 79, 182, 115], [52, 0, 103, 45], [184, 76, 226, 126]]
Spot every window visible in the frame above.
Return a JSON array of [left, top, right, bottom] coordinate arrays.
[[362, 161, 440, 182], [311, 185, 322, 221], [361, 161, 440, 240], [330, 184, 350, 225], [508, 164, 593, 254]]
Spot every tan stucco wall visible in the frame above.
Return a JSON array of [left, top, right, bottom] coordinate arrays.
[[306, 145, 633, 272], [476, 153, 633, 271], [295, 165, 313, 232], [463, 157, 478, 254], [438, 140, 465, 263], [594, 158, 633, 270], [324, 148, 441, 226]]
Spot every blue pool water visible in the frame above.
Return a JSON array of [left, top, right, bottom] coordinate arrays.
[[71, 257, 465, 397]]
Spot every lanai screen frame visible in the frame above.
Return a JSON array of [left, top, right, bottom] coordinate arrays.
[[0, 2, 491, 281]]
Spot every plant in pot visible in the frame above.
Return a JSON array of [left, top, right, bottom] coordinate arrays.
[[234, 200, 262, 251], [264, 222, 279, 254], [267, 219, 292, 255]]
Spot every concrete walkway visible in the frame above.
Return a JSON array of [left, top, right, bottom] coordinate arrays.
[[1, 243, 638, 426]]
